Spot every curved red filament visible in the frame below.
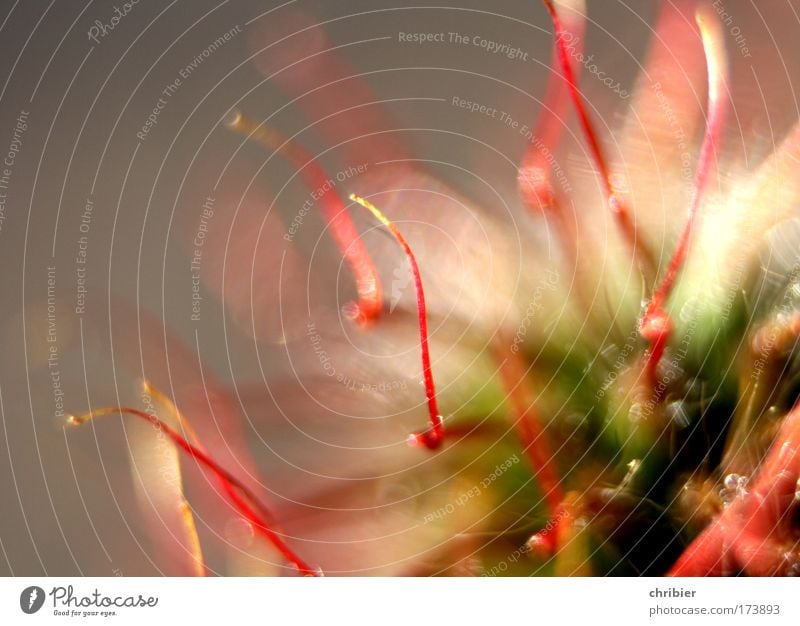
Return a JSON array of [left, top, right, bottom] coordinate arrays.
[[640, 8, 728, 383], [494, 345, 564, 515], [541, 0, 655, 275], [349, 193, 444, 450], [519, 0, 585, 212], [68, 407, 318, 576], [227, 111, 383, 324]]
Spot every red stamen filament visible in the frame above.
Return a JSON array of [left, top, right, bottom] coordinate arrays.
[[227, 111, 383, 324], [349, 193, 444, 450], [143, 381, 255, 530], [542, 0, 654, 275], [518, 7, 584, 299], [494, 346, 564, 515], [67, 406, 319, 576], [640, 9, 728, 382], [519, 0, 584, 210]]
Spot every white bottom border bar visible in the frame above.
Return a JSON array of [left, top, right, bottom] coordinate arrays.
[[1, 577, 797, 625]]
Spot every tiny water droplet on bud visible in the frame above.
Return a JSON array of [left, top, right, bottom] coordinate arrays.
[[721, 473, 748, 504], [526, 533, 554, 560], [723, 473, 739, 491]]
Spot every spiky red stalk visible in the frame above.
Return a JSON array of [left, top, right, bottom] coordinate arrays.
[[669, 402, 800, 576], [349, 193, 444, 450], [68, 407, 319, 576], [227, 111, 383, 324]]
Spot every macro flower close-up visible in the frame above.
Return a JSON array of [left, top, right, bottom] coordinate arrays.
[[2, 0, 800, 601]]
